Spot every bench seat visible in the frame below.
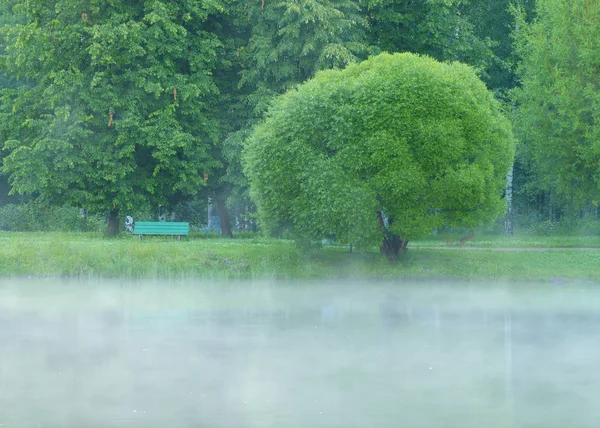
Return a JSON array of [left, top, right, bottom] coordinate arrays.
[[132, 222, 189, 241]]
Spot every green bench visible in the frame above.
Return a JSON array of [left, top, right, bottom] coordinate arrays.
[[132, 222, 189, 241]]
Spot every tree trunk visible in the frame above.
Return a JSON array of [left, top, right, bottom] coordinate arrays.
[[216, 193, 233, 238], [504, 164, 514, 236], [79, 208, 87, 232], [158, 205, 166, 222], [107, 207, 120, 236], [380, 235, 409, 261], [376, 211, 408, 261]]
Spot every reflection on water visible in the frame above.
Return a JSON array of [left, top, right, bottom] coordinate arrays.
[[0, 279, 599, 427]]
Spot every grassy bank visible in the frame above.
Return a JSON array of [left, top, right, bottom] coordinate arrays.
[[2, 231, 600, 281], [412, 234, 600, 248]]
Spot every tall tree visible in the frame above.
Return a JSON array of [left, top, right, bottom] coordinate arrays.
[[210, 0, 372, 235], [0, 0, 22, 205], [0, 0, 223, 234], [364, 0, 497, 78], [512, 0, 600, 213]]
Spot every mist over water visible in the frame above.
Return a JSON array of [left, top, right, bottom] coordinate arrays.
[[1, 279, 599, 428]]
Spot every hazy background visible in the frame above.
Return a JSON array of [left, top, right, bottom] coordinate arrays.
[[1, 279, 599, 427]]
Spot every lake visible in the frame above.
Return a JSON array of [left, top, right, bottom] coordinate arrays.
[[1, 278, 599, 427]]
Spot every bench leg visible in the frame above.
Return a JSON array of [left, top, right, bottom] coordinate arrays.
[[177, 235, 181, 242], [138, 235, 142, 241]]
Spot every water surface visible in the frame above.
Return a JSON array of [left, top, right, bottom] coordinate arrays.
[[0, 279, 598, 427]]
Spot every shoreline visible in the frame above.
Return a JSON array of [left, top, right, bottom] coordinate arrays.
[[2, 232, 600, 281]]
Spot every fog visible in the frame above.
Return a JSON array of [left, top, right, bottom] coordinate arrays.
[[1, 279, 599, 427]]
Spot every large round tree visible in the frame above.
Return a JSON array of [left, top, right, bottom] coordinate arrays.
[[244, 53, 515, 259]]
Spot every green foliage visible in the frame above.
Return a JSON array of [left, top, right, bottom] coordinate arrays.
[[0, 0, 223, 216], [238, 0, 371, 95], [525, 220, 560, 236], [0, 203, 104, 232], [214, 0, 373, 218], [512, 0, 600, 211], [245, 53, 515, 248], [364, 0, 500, 84], [0, 0, 548, 236], [523, 216, 600, 237]]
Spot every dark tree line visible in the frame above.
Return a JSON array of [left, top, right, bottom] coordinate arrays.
[[1, 0, 595, 235]]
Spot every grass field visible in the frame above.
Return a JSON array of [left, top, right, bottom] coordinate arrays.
[[2, 231, 600, 280], [412, 234, 600, 248]]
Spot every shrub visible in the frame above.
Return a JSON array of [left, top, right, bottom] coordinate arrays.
[[0, 203, 104, 232]]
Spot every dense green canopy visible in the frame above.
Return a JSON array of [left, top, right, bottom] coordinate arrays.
[[512, 0, 600, 211], [245, 53, 515, 257], [0, 0, 222, 226], [4, 0, 563, 237]]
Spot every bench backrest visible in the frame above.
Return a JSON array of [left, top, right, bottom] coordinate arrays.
[[133, 222, 189, 236]]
